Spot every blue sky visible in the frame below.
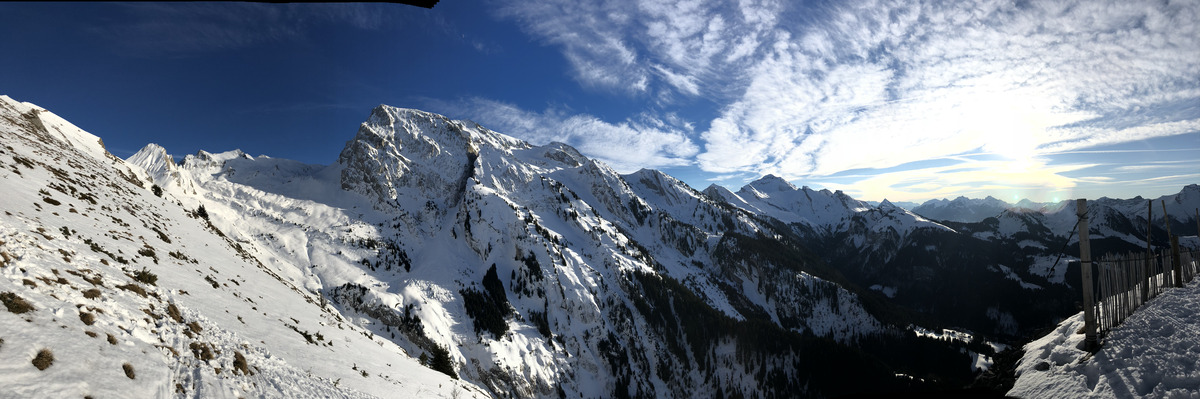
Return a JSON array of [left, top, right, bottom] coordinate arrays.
[[1, 1, 1197, 203]]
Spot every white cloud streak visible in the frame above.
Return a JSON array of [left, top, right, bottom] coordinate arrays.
[[495, 0, 782, 98], [495, 0, 1199, 198], [816, 157, 1097, 202], [452, 98, 699, 173], [702, 0, 1200, 176]]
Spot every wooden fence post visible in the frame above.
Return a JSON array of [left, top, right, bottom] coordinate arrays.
[[1171, 236, 1182, 288], [1144, 200, 1153, 302], [1162, 201, 1173, 287], [1160, 200, 1184, 288], [1078, 199, 1098, 351]]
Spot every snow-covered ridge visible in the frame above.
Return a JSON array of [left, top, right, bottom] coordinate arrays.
[[0, 95, 478, 398], [2, 96, 910, 398], [0, 95, 113, 163], [705, 174, 955, 245], [912, 195, 1014, 223]]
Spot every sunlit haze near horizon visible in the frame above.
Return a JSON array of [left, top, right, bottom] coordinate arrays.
[[1, 1, 1197, 203]]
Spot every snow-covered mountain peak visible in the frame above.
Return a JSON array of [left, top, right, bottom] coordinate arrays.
[[1014, 198, 1041, 209], [625, 168, 704, 209], [538, 141, 587, 167], [337, 105, 477, 207], [129, 142, 173, 163], [745, 174, 797, 194], [701, 183, 743, 204], [627, 168, 682, 187], [362, 105, 470, 146], [128, 143, 175, 171], [0, 95, 113, 162], [1172, 184, 1200, 205], [913, 195, 1016, 223], [126, 143, 186, 190]]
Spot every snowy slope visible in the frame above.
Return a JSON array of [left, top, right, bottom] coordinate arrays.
[[1008, 277, 1200, 398], [152, 105, 895, 397], [0, 95, 479, 399]]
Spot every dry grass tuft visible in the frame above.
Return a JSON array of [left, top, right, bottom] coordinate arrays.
[[122, 363, 136, 379], [132, 268, 157, 286], [1, 292, 35, 314], [115, 283, 147, 297], [167, 303, 184, 323], [79, 311, 96, 325], [187, 321, 202, 334], [233, 351, 253, 376], [189, 342, 214, 361], [32, 349, 54, 370], [82, 288, 102, 299]]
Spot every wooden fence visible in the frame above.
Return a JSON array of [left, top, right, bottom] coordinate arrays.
[[1076, 198, 1200, 351], [1078, 250, 1198, 337]]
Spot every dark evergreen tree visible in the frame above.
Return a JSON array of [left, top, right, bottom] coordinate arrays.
[[429, 344, 457, 379], [460, 263, 512, 339]]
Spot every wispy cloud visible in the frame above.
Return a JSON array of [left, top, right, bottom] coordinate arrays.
[[702, 0, 1199, 178], [494, 0, 781, 98], [495, 0, 1200, 198], [1110, 160, 1199, 173], [442, 98, 699, 173], [814, 157, 1097, 202]]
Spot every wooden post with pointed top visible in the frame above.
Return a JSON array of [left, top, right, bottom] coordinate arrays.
[[1161, 200, 1183, 288], [1145, 200, 1153, 301], [1078, 199, 1098, 351]]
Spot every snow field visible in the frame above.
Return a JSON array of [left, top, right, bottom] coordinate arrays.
[[1009, 278, 1200, 398]]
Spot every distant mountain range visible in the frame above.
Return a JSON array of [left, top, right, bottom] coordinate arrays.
[[2, 94, 1197, 398]]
